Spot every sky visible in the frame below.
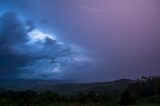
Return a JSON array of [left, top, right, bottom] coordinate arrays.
[[0, 0, 160, 82]]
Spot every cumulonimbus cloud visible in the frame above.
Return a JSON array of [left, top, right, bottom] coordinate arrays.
[[0, 12, 95, 80]]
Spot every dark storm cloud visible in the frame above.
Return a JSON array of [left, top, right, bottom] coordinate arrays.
[[0, 12, 31, 73], [0, 12, 92, 79], [0, 12, 28, 45]]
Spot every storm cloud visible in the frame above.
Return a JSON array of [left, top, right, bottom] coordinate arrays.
[[0, 0, 160, 82], [0, 12, 94, 80]]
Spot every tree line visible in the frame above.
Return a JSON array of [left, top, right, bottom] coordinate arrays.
[[0, 76, 159, 106]]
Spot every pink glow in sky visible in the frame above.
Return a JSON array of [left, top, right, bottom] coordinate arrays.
[[0, 0, 160, 81]]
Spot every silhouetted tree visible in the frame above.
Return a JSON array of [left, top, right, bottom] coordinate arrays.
[[20, 90, 37, 106], [128, 76, 160, 99], [120, 90, 136, 105], [86, 91, 96, 103], [96, 92, 113, 103], [75, 93, 86, 104], [157, 82, 160, 99]]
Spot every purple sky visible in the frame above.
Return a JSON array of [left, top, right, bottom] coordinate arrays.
[[0, 0, 160, 82]]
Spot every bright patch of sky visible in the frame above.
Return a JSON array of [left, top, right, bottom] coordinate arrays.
[[28, 29, 56, 43]]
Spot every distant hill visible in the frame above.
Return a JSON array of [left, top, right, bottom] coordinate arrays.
[[0, 79, 67, 90], [0, 79, 133, 95], [38, 79, 133, 95]]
